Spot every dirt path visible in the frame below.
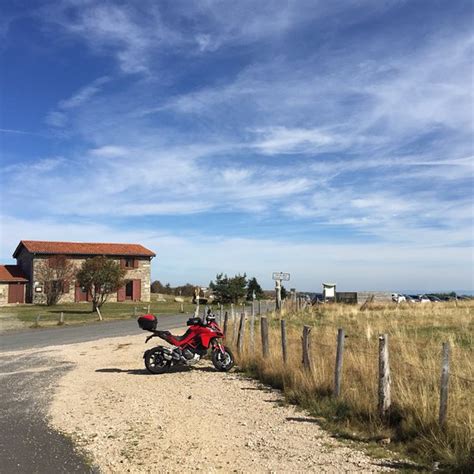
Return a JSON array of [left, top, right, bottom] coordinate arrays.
[[38, 334, 396, 472]]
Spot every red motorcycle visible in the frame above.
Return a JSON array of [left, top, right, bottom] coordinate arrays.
[[137, 312, 235, 374]]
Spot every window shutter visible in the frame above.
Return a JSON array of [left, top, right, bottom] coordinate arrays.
[[117, 285, 126, 302], [120, 258, 125, 269], [133, 258, 139, 268], [133, 279, 141, 301]]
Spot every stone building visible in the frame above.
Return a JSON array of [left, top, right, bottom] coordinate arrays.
[[7, 240, 156, 305]]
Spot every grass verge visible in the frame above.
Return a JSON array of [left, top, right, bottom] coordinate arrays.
[[0, 299, 196, 328], [228, 301, 473, 473]]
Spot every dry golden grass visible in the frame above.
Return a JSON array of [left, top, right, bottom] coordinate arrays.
[[228, 301, 474, 472]]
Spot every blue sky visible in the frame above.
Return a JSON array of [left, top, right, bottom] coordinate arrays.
[[0, 0, 473, 292]]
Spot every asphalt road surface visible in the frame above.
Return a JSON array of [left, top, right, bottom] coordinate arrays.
[[0, 314, 188, 473], [0, 313, 189, 352]]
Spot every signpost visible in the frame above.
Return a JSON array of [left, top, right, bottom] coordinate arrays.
[[272, 272, 290, 281], [273, 272, 290, 311]]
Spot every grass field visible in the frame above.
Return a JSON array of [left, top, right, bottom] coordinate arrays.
[[0, 295, 196, 329], [228, 301, 474, 472]]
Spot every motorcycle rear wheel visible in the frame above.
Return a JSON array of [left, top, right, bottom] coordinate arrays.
[[144, 348, 170, 374], [212, 346, 235, 372]]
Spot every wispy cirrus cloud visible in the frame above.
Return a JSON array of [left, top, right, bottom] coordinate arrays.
[[1, 213, 471, 292], [2, 0, 472, 290], [46, 76, 110, 128]]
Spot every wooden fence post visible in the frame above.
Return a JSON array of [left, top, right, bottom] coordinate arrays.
[[258, 300, 261, 315], [220, 304, 223, 325], [261, 316, 269, 358], [439, 342, 450, 427], [302, 325, 312, 372], [232, 306, 238, 345], [134, 306, 137, 317], [378, 334, 391, 417], [250, 303, 256, 352], [237, 312, 246, 354], [58, 311, 64, 326], [281, 319, 287, 363], [223, 311, 229, 336], [334, 328, 345, 397]]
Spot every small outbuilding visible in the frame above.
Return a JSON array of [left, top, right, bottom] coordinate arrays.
[[0, 265, 28, 304]]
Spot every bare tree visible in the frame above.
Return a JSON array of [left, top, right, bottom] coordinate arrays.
[[36, 255, 76, 306]]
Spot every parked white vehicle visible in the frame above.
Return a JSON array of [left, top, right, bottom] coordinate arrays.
[[392, 293, 406, 303], [418, 295, 431, 303]]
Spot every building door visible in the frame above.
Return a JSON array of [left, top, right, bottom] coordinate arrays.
[[8, 283, 25, 303], [75, 283, 90, 302]]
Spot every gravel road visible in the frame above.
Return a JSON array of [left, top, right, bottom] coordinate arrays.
[[40, 333, 399, 473]]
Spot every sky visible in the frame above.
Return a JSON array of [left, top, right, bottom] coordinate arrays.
[[0, 0, 473, 293]]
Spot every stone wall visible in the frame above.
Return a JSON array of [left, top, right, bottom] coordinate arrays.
[[29, 256, 152, 304], [0, 283, 8, 305], [357, 291, 393, 303], [16, 248, 34, 303]]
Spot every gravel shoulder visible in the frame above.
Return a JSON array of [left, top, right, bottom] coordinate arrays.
[[17, 331, 402, 473]]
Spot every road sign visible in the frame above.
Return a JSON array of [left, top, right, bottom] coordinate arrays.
[[272, 272, 290, 281]]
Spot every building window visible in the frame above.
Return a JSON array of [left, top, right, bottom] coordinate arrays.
[[51, 280, 64, 294], [124, 258, 134, 268]]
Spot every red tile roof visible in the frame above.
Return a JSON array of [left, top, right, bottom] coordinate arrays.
[[0, 265, 28, 282], [13, 240, 156, 258]]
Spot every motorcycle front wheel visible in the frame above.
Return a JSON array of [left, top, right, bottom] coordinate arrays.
[[212, 346, 235, 372], [144, 348, 171, 374]]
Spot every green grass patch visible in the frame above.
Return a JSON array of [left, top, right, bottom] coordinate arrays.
[[0, 299, 196, 326]]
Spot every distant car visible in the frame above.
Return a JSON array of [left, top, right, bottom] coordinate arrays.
[[427, 295, 442, 302], [391, 293, 406, 303], [418, 295, 431, 303], [404, 295, 416, 303]]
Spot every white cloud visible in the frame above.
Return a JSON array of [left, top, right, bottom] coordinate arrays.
[[1, 214, 471, 292], [45, 110, 67, 128], [252, 127, 346, 155], [90, 145, 129, 158], [46, 76, 110, 129], [59, 76, 109, 109], [3, 0, 471, 292]]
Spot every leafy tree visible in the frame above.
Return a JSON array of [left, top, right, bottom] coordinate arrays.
[[76, 257, 126, 312], [151, 280, 165, 293], [209, 273, 230, 303], [229, 273, 247, 303], [210, 273, 247, 304], [35, 255, 76, 306], [246, 277, 264, 301]]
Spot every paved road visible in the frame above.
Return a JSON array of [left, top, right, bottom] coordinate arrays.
[[0, 315, 188, 473], [0, 313, 189, 352]]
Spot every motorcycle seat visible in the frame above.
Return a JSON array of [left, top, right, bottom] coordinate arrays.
[[172, 328, 193, 342]]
